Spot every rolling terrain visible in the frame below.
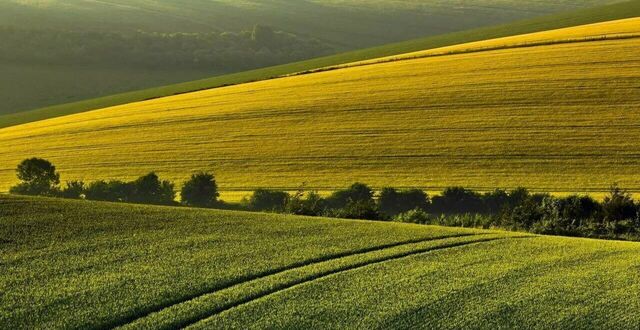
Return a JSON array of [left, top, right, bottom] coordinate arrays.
[[0, 0, 637, 123], [1, 195, 638, 328], [0, 18, 639, 199]]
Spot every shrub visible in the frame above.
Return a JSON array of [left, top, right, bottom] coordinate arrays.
[[602, 184, 636, 222], [394, 208, 432, 225], [378, 188, 429, 218], [245, 189, 290, 212], [502, 198, 544, 230], [285, 188, 325, 216], [9, 158, 60, 196], [59, 181, 85, 199], [181, 172, 219, 207], [481, 189, 510, 214], [325, 183, 374, 210], [130, 172, 175, 205], [327, 199, 381, 221], [431, 187, 483, 214], [84, 180, 133, 202]]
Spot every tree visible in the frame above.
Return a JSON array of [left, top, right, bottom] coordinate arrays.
[[181, 172, 219, 207], [602, 184, 636, 222], [245, 189, 290, 212], [378, 188, 429, 218], [84, 180, 132, 202], [9, 158, 60, 196], [431, 187, 483, 214], [285, 187, 325, 216], [325, 183, 374, 209], [59, 180, 85, 199], [329, 199, 381, 221], [131, 172, 175, 205]]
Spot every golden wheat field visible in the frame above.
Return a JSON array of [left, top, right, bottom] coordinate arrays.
[[1, 18, 639, 200]]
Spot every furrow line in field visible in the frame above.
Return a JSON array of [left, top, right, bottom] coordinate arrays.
[[121, 234, 529, 330], [105, 232, 480, 330], [183, 236, 531, 329]]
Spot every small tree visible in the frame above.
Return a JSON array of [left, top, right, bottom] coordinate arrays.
[[131, 172, 175, 205], [59, 181, 85, 199], [325, 183, 374, 210], [84, 180, 132, 202], [285, 187, 325, 216], [378, 188, 429, 218], [602, 184, 636, 222], [9, 158, 60, 196], [245, 189, 290, 212], [181, 172, 219, 207]]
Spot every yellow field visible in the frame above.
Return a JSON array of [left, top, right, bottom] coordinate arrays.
[[1, 18, 639, 199]]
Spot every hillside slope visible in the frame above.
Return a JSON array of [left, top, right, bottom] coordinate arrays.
[[0, 18, 639, 197], [1, 195, 638, 328], [1, 0, 620, 116], [1, 0, 639, 127]]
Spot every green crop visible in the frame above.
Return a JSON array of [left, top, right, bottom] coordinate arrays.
[[1, 195, 639, 329]]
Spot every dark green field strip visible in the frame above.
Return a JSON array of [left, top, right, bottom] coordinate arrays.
[[122, 234, 520, 330], [1, 0, 638, 129], [195, 238, 640, 329]]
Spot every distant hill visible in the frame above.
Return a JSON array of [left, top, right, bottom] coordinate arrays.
[[1, 17, 639, 197], [0, 0, 623, 115], [1, 0, 637, 128]]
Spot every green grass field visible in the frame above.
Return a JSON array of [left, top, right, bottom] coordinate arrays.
[[1, 195, 638, 329], [1, 18, 639, 199], [1, 0, 638, 128]]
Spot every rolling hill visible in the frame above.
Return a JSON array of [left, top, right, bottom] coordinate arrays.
[[0, 0, 635, 120], [0, 18, 638, 199], [1, 195, 638, 328]]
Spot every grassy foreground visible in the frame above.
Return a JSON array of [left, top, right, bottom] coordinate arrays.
[[1, 18, 639, 197], [1, 195, 639, 329], [1, 0, 638, 128]]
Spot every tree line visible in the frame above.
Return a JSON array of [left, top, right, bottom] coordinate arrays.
[[0, 25, 332, 71], [7, 158, 640, 241]]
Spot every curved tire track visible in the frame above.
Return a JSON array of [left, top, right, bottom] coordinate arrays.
[[104, 232, 479, 329], [122, 234, 529, 329]]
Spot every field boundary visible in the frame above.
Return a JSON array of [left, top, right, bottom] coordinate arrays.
[[291, 33, 640, 77], [120, 235, 533, 329]]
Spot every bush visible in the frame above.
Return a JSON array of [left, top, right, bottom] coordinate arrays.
[[245, 189, 290, 212], [327, 199, 381, 221], [431, 187, 483, 214], [9, 158, 60, 196], [394, 208, 432, 225], [325, 183, 375, 209], [181, 172, 219, 207], [59, 181, 85, 199], [481, 189, 510, 214], [285, 189, 325, 216], [378, 188, 429, 218], [503, 198, 545, 230], [84, 180, 132, 202], [130, 172, 175, 205], [602, 184, 636, 222]]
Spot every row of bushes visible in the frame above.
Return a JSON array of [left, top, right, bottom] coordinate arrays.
[[9, 158, 220, 207], [241, 183, 640, 240], [8, 158, 640, 240]]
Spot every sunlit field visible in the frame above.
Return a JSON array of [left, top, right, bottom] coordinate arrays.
[[1, 195, 638, 329]]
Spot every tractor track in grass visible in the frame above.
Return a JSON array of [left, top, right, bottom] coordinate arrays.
[[118, 234, 532, 330], [103, 232, 480, 330]]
